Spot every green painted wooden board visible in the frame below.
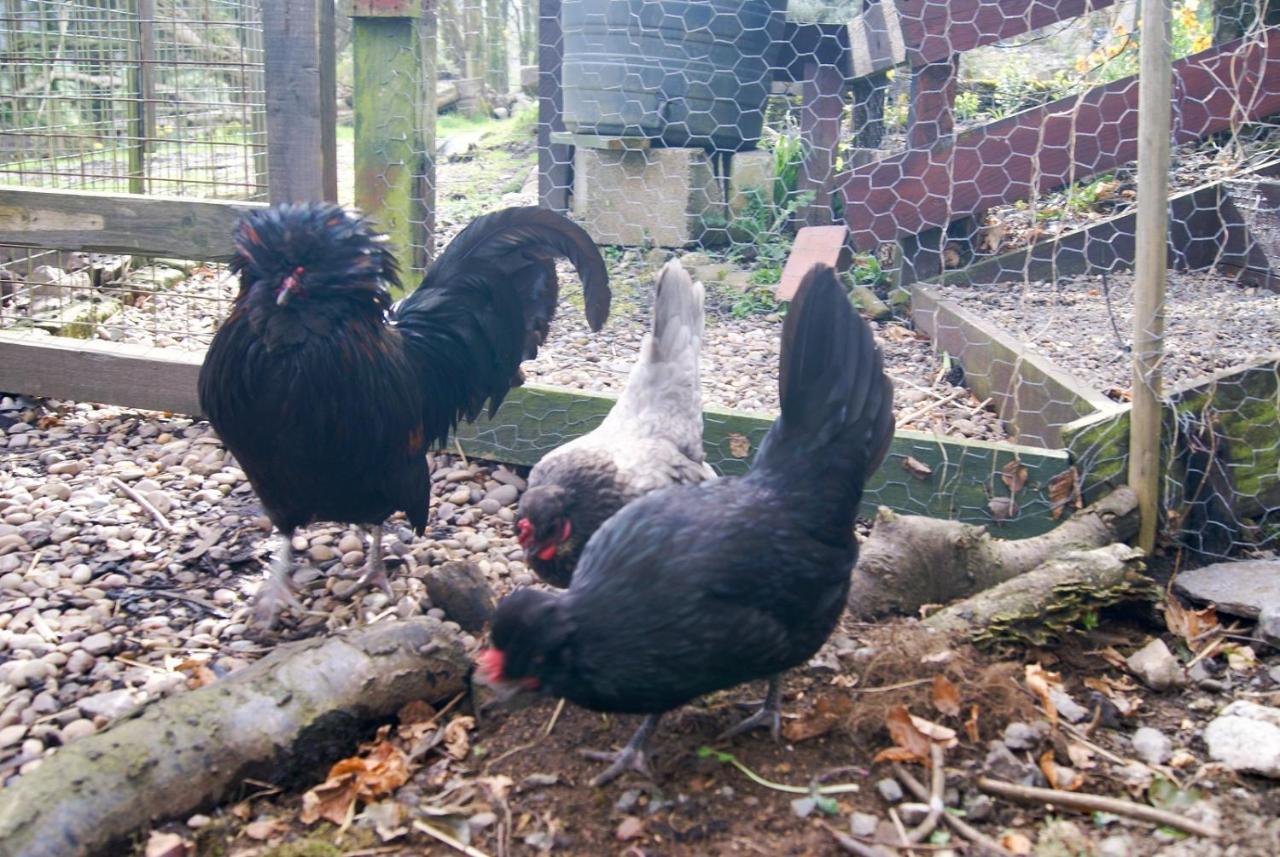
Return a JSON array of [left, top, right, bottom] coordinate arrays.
[[453, 382, 1073, 538]]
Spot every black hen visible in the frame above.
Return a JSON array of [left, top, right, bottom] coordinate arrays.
[[198, 204, 609, 627], [477, 265, 893, 785]]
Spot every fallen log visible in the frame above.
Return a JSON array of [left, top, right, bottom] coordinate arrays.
[[0, 617, 471, 857], [848, 487, 1139, 619], [923, 542, 1158, 646]]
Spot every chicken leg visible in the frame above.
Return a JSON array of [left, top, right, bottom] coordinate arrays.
[[252, 532, 305, 629], [350, 526, 394, 597], [581, 714, 661, 787], [718, 677, 783, 741]]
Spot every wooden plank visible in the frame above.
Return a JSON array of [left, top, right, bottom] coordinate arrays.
[[897, 0, 1118, 69], [912, 285, 1118, 448], [1222, 177, 1280, 290], [549, 132, 650, 151], [0, 187, 265, 260], [777, 225, 852, 300], [263, 0, 338, 203], [0, 330, 1069, 538], [453, 384, 1073, 538], [0, 332, 203, 417], [537, 0, 570, 213], [352, 0, 420, 15], [848, 1, 905, 79], [841, 27, 1280, 250], [906, 55, 958, 148], [352, 13, 428, 287], [799, 60, 847, 225], [417, 1, 439, 266]]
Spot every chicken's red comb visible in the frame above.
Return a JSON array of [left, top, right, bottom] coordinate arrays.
[[515, 518, 534, 548], [476, 648, 505, 684]]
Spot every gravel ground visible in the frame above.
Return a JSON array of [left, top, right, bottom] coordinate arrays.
[[936, 268, 1280, 396], [0, 396, 533, 787]]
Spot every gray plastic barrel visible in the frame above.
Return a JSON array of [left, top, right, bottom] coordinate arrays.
[[560, 0, 787, 151]]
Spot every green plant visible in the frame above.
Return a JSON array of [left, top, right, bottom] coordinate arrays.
[[729, 282, 784, 319], [955, 90, 981, 122], [848, 253, 886, 287]]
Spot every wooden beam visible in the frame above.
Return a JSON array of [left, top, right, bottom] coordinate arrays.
[[847, 1, 905, 79], [352, 10, 429, 287], [906, 55, 958, 149], [0, 333, 203, 417], [0, 187, 265, 260], [262, 0, 338, 203], [911, 285, 1118, 448], [799, 60, 847, 226], [0, 332, 1071, 539], [537, 0, 570, 213], [840, 27, 1280, 250], [777, 225, 851, 300]]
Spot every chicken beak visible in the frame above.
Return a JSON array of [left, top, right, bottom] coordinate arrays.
[[275, 285, 293, 306]]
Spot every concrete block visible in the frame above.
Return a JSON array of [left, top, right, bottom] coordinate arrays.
[[728, 149, 774, 215], [573, 147, 723, 248]]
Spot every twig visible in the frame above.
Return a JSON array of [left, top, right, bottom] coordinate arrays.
[[1060, 722, 1182, 788], [977, 777, 1220, 838], [966, 396, 994, 417], [820, 822, 897, 857], [887, 808, 916, 857], [123, 586, 228, 618], [895, 389, 967, 428], [895, 765, 1014, 857], [413, 820, 493, 857], [542, 697, 567, 738], [24, 549, 43, 576], [109, 477, 174, 532], [904, 744, 944, 844], [697, 747, 862, 795], [851, 678, 935, 694], [454, 438, 470, 467]]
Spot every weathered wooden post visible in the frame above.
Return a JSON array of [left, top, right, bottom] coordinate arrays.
[[127, 0, 157, 194], [485, 0, 508, 95], [537, 0, 570, 213], [351, 0, 432, 287], [262, 0, 338, 202], [1130, 0, 1172, 554]]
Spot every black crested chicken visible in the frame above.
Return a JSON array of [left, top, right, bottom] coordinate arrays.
[[477, 264, 893, 785], [517, 260, 715, 587], [198, 204, 610, 627]]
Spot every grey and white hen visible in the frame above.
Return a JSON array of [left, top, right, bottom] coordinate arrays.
[[517, 259, 715, 587]]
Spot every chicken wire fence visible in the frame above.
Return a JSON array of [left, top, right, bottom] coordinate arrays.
[[0, 0, 262, 349], [2, 0, 1279, 558]]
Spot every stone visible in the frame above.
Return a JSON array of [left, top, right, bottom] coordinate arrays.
[[849, 812, 879, 837], [573, 147, 723, 248], [1048, 688, 1090, 724], [1131, 727, 1172, 765], [875, 778, 903, 803], [425, 561, 496, 632], [1098, 835, 1138, 857], [727, 149, 774, 215], [78, 689, 142, 721], [0, 723, 28, 748], [485, 484, 519, 506], [1258, 605, 1280, 648], [1002, 721, 1049, 750], [983, 740, 1036, 784], [1203, 701, 1280, 778], [963, 793, 993, 822], [60, 719, 96, 742], [1173, 559, 1280, 620], [1126, 638, 1184, 690], [80, 631, 115, 656]]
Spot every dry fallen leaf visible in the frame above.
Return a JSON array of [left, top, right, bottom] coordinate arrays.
[[727, 433, 751, 459], [616, 816, 645, 841], [1000, 831, 1033, 855], [174, 658, 217, 690], [1095, 646, 1130, 671], [300, 727, 410, 827], [1224, 643, 1257, 672], [145, 831, 192, 857], [1001, 458, 1029, 494], [243, 819, 288, 841], [783, 692, 854, 742], [1039, 749, 1083, 791], [964, 704, 981, 742], [398, 699, 436, 725], [931, 674, 961, 718], [1066, 742, 1096, 770], [874, 705, 932, 764], [444, 715, 476, 760], [881, 324, 918, 342], [901, 455, 934, 480], [1047, 466, 1082, 520], [987, 496, 1020, 521], [1025, 664, 1064, 727], [1164, 598, 1219, 652]]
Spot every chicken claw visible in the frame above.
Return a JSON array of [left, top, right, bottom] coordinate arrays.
[[718, 678, 783, 742], [345, 527, 394, 597], [580, 714, 661, 787], [252, 534, 305, 629]]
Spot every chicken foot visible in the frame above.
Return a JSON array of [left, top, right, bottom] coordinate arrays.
[[581, 714, 661, 787], [252, 533, 306, 629], [718, 677, 782, 741], [343, 526, 394, 597]]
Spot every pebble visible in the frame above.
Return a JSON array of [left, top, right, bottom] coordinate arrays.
[[1002, 721, 1049, 750], [308, 544, 337, 563], [80, 632, 115, 656], [1203, 701, 1280, 778], [1, 659, 55, 688], [78, 689, 141, 721], [1131, 726, 1172, 765], [426, 561, 495, 633], [59, 719, 96, 742], [875, 778, 903, 803], [338, 533, 364, 554], [849, 812, 879, 838], [0, 724, 28, 748], [1126, 638, 1185, 690], [486, 484, 519, 506]]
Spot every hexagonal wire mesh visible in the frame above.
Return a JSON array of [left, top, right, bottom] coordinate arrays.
[[3, 0, 1279, 555], [0, 0, 265, 349]]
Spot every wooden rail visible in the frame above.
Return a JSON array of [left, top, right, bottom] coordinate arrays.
[[841, 27, 1280, 250], [0, 331, 1071, 538], [0, 187, 264, 260]]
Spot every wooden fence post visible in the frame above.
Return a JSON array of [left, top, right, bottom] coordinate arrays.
[[1130, 0, 1172, 554], [352, 0, 431, 288], [127, 0, 156, 194], [262, 0, 338, 203], [537, 0, 569, 213], [799, 60, 846, 226]]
